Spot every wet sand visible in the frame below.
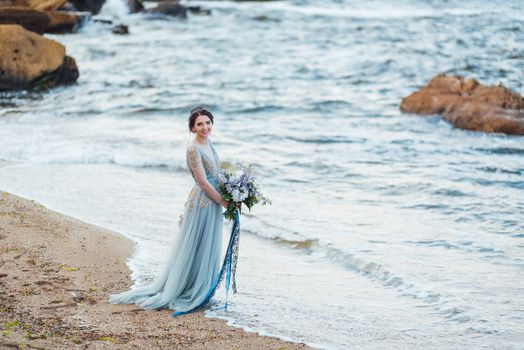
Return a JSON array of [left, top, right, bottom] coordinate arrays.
[[0, 190, 308, 349]]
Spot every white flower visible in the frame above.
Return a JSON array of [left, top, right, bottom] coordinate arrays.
[[238, 190, 248, 202], [231, 189, 241, 202], [235, 170, 245, 178]]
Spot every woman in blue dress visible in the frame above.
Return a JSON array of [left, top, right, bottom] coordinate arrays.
[[109, 106, 229, 314]]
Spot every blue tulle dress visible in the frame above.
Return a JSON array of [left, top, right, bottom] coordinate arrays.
[[108, 140, 224, 313]]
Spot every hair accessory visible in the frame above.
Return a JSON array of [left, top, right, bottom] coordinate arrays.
[[190, 106, 207, 115]]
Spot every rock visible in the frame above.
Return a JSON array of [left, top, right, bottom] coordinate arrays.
[[127, 0, 142, 13], [34, 54, 79, 88], [28, 0, 67, 11], [400, 74, 524, 135], [0, 5, 88, 33], [444, 103, 524, 135], [0, 0, 66, 10], [0, 24, 79, 90], [93, 17, 111, 24], [111, 23, 128, 34], [46, 10, 77, 33], [0, 6, 50, 33], [144, 1, 186, 18], [0, 0, 31, 7], [469, 84, 524, 109], [58, 0, 75, 11], [68, 0, 104, 14], [187, 6, 211, 16]]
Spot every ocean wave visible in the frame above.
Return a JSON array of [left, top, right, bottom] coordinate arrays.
[[9, 155, 188, 172], [475, 147, 524, 155], [242, 220, 489, 326], [477, 166, 524, 176], [323, 247, 442, 303], [229, 105, 288, 114], [404, 239, 507, 256], [285, 135, 363, 144], [272, 237, 319, 250]]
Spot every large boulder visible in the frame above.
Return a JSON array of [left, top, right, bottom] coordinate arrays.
[[28, 0, 66, 11], [144, 1, 187, 18], [0, 0, 30, 7], [444, 103, 524, 135], [0, 6, 50, 33], [0, 0, 66, 10], [46, 10, 78, 33], [400, 74, 524, 135], [0, 24, 79, 90], [127, 0, 142, 13], [68, 0, 104, 14], [0, 5, 87, 33]]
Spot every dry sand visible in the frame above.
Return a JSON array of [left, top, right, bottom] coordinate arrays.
[[0, 190, 309, 349]]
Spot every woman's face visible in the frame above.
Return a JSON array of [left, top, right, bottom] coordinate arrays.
[[193, 115, 213, 139]]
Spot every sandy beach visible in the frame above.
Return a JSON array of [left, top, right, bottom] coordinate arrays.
[[0, 190, 308, 349]]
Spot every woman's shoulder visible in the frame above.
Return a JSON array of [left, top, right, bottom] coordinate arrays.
[[186, 143, 200, 157], [187, 141, 202, 151], [187, 139, 214, 151]]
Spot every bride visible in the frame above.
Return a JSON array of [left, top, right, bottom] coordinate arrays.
[[109, 106, 231, 314]]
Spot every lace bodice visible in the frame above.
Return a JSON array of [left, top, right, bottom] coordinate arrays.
[[186, 140, 221, 190]]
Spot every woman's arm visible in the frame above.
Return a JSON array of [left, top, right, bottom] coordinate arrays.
[[187, 147, 228, 208]]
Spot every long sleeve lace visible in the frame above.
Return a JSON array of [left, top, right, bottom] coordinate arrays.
[[187, 147, 223, 205]]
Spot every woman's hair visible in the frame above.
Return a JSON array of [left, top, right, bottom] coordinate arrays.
[[188, 106, 214, 132]]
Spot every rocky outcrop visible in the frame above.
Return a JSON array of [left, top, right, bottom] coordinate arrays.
[[0, 0, 31, 7], [444, 103, 524, 135], [0, 5, 86, 33], [144, 1, 187, 18], [28, 0, 67, 11], [68, 0, 104, 14], [127, 0, 210, 17], [0, 0, 67, 10], [400, 74, 524, 135], [127, 0, 142, 14], [0, 24, 79, 90], [187, 6, 211, 16], [46, 10, 77, 33], [112, 23, 128, 34], [0, 6, 50, 33]]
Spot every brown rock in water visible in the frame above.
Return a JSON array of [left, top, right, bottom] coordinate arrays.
[[58, 0, 75, 11], [187, 6, 211, 16], [0, 6, 50, 33], [469, 84, 524, 110], [68, 0, 104, 14], [0, 24, 79, 90], [400, 74, 524, 135], [28, 0, 66, 11], [444, 103, 524, 135], [0, 0, 66, 10], [38, 54, 79, 87], [46, 10, 77, 33], [0, 0, 31, 7], [112, 23, 128, 34], [144, 1, 187, 18], [127, 0, 143, 13]]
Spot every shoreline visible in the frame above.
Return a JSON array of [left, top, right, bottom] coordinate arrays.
[[0, 190, 309, 349]]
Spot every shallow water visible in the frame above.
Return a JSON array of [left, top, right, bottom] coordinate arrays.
[[1, 0, 523, 348]]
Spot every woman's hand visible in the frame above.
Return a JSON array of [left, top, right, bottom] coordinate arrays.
[[219, 200, 241, 211]]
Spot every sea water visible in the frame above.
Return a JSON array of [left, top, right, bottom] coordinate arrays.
[[1, 0, 523, 348]]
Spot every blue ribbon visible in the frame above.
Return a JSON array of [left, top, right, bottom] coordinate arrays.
[[172, 209, 240, 317]]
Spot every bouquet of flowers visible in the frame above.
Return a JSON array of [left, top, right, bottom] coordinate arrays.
[[219, 165, 271, 221]]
